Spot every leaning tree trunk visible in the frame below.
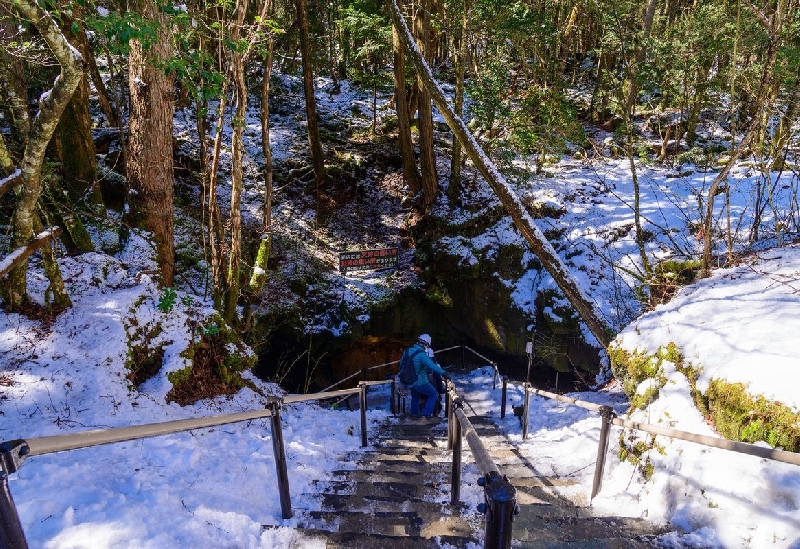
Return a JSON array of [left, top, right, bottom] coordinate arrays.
[[297, 0, 327, 200], [4, 0, 81, 311], [127, 0, 176, 287], [387, 0, 611, 347]]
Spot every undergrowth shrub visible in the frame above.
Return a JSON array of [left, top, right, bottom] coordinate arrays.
[[166, 317, 257, 405]]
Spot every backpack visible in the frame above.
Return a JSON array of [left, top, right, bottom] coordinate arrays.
[[398, 348, 420, 386]]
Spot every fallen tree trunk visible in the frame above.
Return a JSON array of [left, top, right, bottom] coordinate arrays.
[[0, 227, 63, 279], [0, 169, 22, 198], [387, 0, 612, 348]]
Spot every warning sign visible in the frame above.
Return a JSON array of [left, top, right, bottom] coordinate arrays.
[[339, 248, 399, 274]]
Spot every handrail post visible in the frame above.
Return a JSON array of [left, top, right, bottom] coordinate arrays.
[[390, 377, 398, 414], [492, 362, 498, 390], [500, 376, 508, 419], [447, 391, 456, 450], [267, 398, 293, 519], [591, 405, 615, 500], [478, 471, 517, 549], [359, 382, 368, 447], [522, 383, 530, 440], [0, 440, 30, 549], [450, 400, 462, 505]]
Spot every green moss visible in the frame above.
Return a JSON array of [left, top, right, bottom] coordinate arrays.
[[425, 283, 453, 307], [608, 342, 683, 408], [167, 366, 193, 386], [124, 319, 168, 388], [650, 259, 702, 303], [619, 432, 662, 480], [170, 318, 255, 402], [611, 341, 800, 451], [706, 380, 800, 452]]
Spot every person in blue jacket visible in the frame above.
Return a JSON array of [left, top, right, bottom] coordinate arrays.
[[408, 334, 446, 416]]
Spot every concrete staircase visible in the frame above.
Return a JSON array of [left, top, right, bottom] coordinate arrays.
[[295, 413, 670, 548]]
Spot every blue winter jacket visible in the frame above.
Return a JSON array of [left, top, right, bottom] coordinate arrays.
[[407, 343, 445, 388]]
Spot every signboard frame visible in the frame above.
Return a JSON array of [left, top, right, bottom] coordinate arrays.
[[339, 247, 399, 274]]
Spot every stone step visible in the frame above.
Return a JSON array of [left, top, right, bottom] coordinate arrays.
[[301, 509, 478, 540], [296, 413, 672, 548], [311, 479, 449, 502], [344, 452, 452, 466], [304, 492, 470, 515], [513, 509, 670, 543], [292, 528, 476, 549], [326, 468, 449, 485], [512, 538, 661, 549]]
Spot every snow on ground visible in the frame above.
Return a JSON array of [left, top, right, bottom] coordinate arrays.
[[2, 242, 800, 547], [2, 74, 800, 547]]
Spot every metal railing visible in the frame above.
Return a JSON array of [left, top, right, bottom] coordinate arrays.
[[0, 384, 389, 549], [12, 341, 783, 549], [444, 384, 517, 549], [500, 378, 800, 500]]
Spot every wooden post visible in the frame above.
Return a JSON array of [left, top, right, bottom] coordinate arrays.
[[0, 440, 29, 549]]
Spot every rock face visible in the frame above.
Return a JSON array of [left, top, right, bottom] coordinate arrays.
[[251, 223, 602, 392], [409, 213, 603, 383]]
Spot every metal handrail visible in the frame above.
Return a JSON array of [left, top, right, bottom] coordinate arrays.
[[0, 385, 381, 549], [498, 376, 800, 501], [441, 380, 516, 549]]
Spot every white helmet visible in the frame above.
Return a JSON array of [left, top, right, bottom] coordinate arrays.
[[418, 333, 432, 346]]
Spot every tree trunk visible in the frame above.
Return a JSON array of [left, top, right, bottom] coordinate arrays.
[[223, 0, 250, 324], [3, 0, 82, 311], [701, 0, 787, 275], [248, 35, 276, 300], [68, 9, 118, 127], [297, 0, 327, 198], [392, 24, 422, 195], [388, 0, 612, 347], [448, 0, 468, 200], [127, 0, 176, 287], [207, 81, 230, 302], [413, 0, 438, 211], [53, 73, 101, 206], [623, 0, 658, 117], [0, 24, 31, 141], [770, 68, 800, 171]]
